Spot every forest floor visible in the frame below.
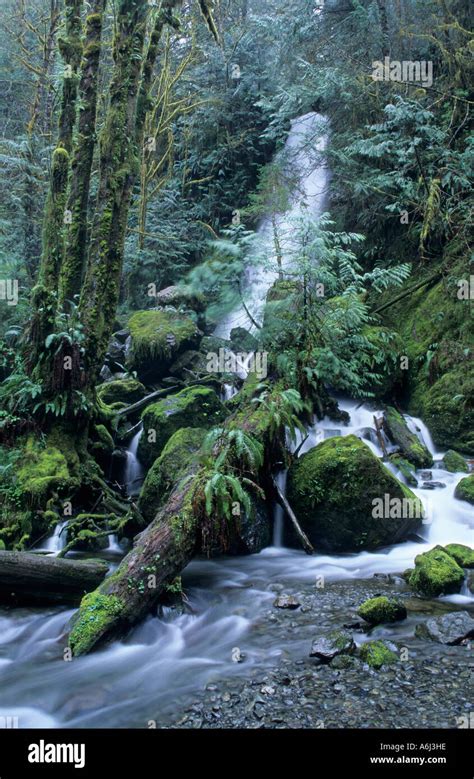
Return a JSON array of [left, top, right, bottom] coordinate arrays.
[[152, 577, 473, 729]]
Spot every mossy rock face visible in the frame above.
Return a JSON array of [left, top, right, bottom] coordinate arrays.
[[454, 474, 474, 504], [357, 596, 407, 625], [286, 435, 423, 552], [138, 428, 206, 522], [443, 543, 474, 569], [96, 378, 146, 409], [384, 407, 432, 468], [90, 424, 114, 455], [389, 454, 418, 486], [406, 546, 465, 596], [418, 371, 474, 455], [138, 387, 226, 467], [359, 640, 398, 669], [442, 450, 468, 473], [126, 310, 201, 382], [17, 436, 71, 502]]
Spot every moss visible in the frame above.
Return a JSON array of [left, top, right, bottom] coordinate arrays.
[[91, 424, 114, 455], [359, 640, 398, 669], [17, 436, 70, 502], [138, 387, 225, 467], [389, 454, 418, 486], [443, 543, 474, 569], [358, 596, 407, 625], [127, 310, 201, 381], [287, 435, 423, 552], [407, 546, 465, 596], [96, 378, 146, 408], [442, 450, 468, 473], [138, 427, 205, 521], [384, 407, 433, 468], [69, 592, 125, 656], [454, 474, 474, 505]]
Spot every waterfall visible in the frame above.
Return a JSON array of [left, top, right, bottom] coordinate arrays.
[[124, 426, 144, 498], [272, 470, 287, 547], [37, 520, 68, 555]]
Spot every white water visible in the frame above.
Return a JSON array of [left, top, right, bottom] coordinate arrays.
[[124, 427, 144, 498], [1, 112, 472, 728], [272, 470, 287, 547], [35, 520, 68, 555]]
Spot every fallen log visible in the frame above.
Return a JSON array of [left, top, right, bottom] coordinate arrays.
[[0, 551, 109, 606], [272, 475, 314, 555]]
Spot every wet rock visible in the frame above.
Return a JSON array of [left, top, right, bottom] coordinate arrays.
[[442, 450, 468, 473], [421, 481, 446, 489], [359, 640, 398, 669], [357, 596, 407, 625], [454, 475, 474, 505], [274, 594, 300, 610], [310, 629, 355, 663], [414, 611, 474, 645], [419, 470, 432, 480], [443, 543, 474, 569], [406, 546, 465, 596], [383, 408, 433, 468]]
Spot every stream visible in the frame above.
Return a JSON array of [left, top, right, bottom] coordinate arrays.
[[0, 112, 472, 729]]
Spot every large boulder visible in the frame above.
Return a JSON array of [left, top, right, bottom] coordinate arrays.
[[286, 435, 423, 552], [406, 546, 465, 596], [383, 407, 433, 468], [138, 386, 226, 467], [138, 428, 205, 522], [442, 450, 468, 473], [126, 310, 202, 383], [454, 474, 474, 505], [443, 543, 474, 569]]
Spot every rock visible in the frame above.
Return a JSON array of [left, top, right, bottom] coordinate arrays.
[[454, 474, 474, 505], [442, 450, 469, 473], [154, 285, 205, 313], [228, 497, 271, 556], [357, 596, 407, 625], [199, 335, 233, 355], [126, 309, 202, 383], [286, 435, 423, 552], [90, 424, 115, 456], [230, 328, 258, 353], [421, 481, 446, 489], [138, 386, 226, 466], [273, 595, 301, 610], [406, 546, 465, 596], [389, 455, 418, 487], [415, 611, 474, 645], [99, 365, 114, 382], [96, 378, 146, 409], [169, 350, 209, 379], [419, 470, 432, 480], [309, 629, 355, 662], [443, 543, 474, 569], [359, 640, 398, 669], [383, 407, 433, 468], [138, 428, 206, 522]]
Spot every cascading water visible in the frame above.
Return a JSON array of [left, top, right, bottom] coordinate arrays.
[[35, 520, 68, 555], [1, 112, 472, 728], [123, 426, 144, 498]]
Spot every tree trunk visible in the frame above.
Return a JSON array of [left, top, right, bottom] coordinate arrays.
[[0, 551, 109, 606]]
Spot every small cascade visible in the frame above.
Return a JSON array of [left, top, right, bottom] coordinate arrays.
[[272, 470, 287, 547], [404, 414, 440, 457], [106, 534, 123, 554], [37, 520, 68, 554], [124, 426, 144, 498]]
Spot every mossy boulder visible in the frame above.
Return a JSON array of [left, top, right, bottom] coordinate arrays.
[[406, 546, 465, 596], [443, 543, 474, 569], [417, 371, 474, 455], [17, 436, 71, 502], [383, 407, 432, 468], [442, 450, 468, 473], [96, 378, 146, 410], [359, 640, 398, 669], [357, 596, 407, 625], [138, 428, 206, 522], [286, 435, 423, 552], [389, 454, 418, 486], [126, 309, 201, 382], [138, 386, 226, 467], [454, 474, 474, 504]]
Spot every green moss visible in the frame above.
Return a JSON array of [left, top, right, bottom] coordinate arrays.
[[17, 436, 70, 502], [359, 640, 398, 669], [69, 592, 125, 656], [443, 543, 474, 569], [127, 310, 200, 380], [358, 596, 407, 625], [454, 474, 474, 505], [407, 545, 465, 596], [0, 540, 5, 550], [287, 435, 423, 552], [138, 386, 225, 466], [442, 450, 468, 473], [96, 378, 146, 408], [389, 454, 418, 486], [384, 407, 433, 468], [91, 424, 114, 454], [138, 427, 205, 521]]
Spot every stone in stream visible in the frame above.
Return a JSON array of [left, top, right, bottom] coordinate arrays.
[[415, 611, 474, 645], [357, 596, 407, 626], [309, 629, 355, 663], [406, 546, 465, 596], [359, 640, 398, 669], [419, 470, 433, 481], [273, 594, 300, 610], [443, 543, 474, 569], [421, 481, 446, 490], [383, 408, 433, 468]]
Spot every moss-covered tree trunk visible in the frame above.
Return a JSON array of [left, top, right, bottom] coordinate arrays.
[[58, 0, 107, 307]]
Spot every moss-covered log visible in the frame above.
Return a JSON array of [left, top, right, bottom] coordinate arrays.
[[0, 551, 109, 606]]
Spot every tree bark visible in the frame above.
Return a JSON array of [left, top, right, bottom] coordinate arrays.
[[0, 551, 109, 606]]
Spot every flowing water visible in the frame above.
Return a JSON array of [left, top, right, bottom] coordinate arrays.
[[1, 113, 472, 728], [123, 426, 144, 498]]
